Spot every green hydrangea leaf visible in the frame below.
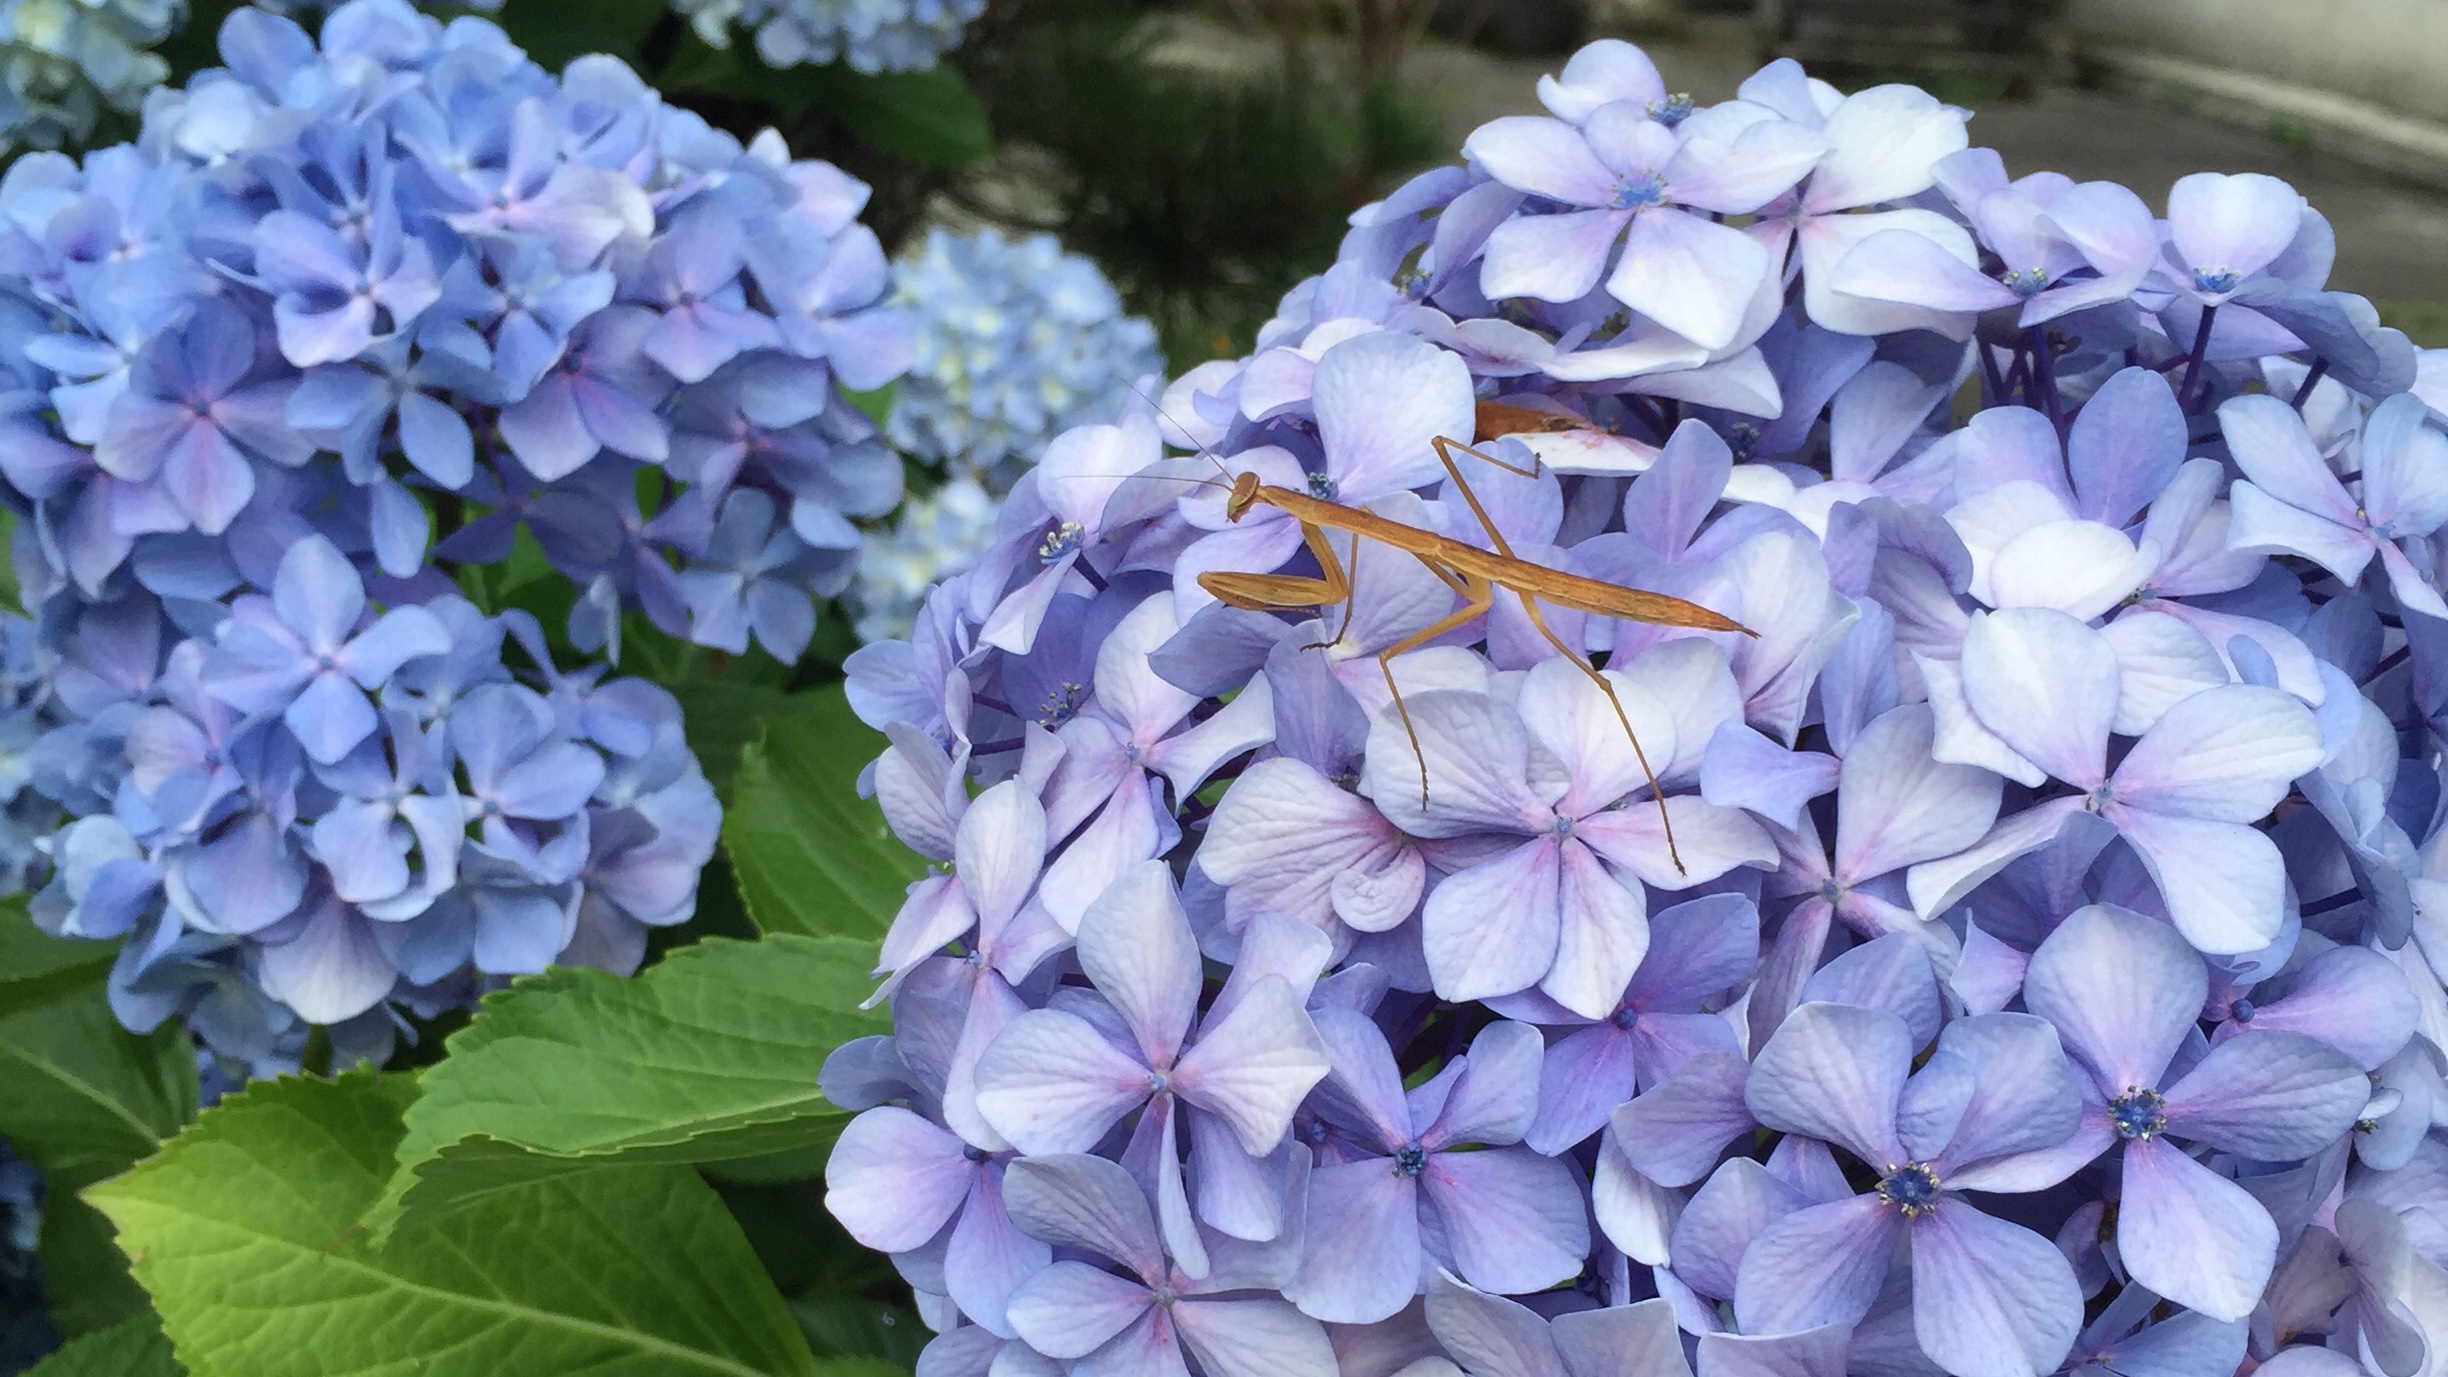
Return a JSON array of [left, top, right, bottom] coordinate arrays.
[[87, 1071, 817, 1377], [362, 933, 887, 1241], [724, 684, 925, 940], [0, 898, 115, 1019], [21, 1314, 178, 1377]]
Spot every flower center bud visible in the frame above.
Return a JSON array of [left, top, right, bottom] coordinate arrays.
[[2109, 1087, 2168, 1140], [1392, 1144, 1428, 1178], [1306, 471, 1338, 500], [963, 1144, 989, 1163], [1147, 1068, 1172, 1094], [2229, 998, 2255, 1023], [1609, 1004, 1642, 1031], [2192, 267, 2241, 295], [1038, 521, 1085, 565], [2000, 266, 2050, 297], [1551, 814, 1576, 840], [1037, 681, 1087, 728], [1150, 1284, 1178, 1307], [1611, 173, 1669, 211], [1876, 1162, 1942, 1216], [1647, 93, 1694, 126]]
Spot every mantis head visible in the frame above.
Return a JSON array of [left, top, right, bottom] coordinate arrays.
[[1224, 470, 1262, 522]]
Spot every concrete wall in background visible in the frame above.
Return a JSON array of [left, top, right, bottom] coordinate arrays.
[[2068, 0, 2448, 188]]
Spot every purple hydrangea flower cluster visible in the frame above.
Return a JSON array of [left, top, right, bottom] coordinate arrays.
[[826, 38, 2448, 1377], [0, 0, 910, 1070]]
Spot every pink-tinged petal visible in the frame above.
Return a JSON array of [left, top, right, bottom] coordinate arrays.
[[1553, 1298, 1692, 1377], [1576, 796, 1775, 891], [1960, 609, 2116, 789], [1174, 975, 1330, 1155], [1905, 796, 2085, 919], [1464, 116, 1623, 203], [2098, 612, 2229, 737], [1611, 1051, 1755, 1187], [824, 1106, 977, 1251], [2218, 393, 2357, 522], [1078, 860, 1202, 1067], [1420, 1146, 1591, 1295], [1008, 1261, 1156, 1359], [1672, 1157, 1813, 1302], [1543, 839, 1650, 1018], [1172, 1298, 1337, 1377], [1694, 1325, 1850, 1377], [2227, 945, 2417, 1071], [2068, 367, 2187, 528], [2226, 481, 2375, 584], [972, 1008, 1152, 1154], [2022, 903, 2205, 1091], [1806, 86, 1969, 211], [1076, 1309, 1190, 1377], [1314, 331, 1477, 500], [1835, 703, 2003, 882], [2115, 1134, 2278, 1321], [2106, 810, 2291, 954], [1423, 1271, 1569, 1377], [1286, 1158, 1422, 1323], [1607, 208, 1770, 352], [1734, 1195, 1903, 1333], [1987, 520, 2154, 621], [1516, 656, 1679, 819], [1423, 1020, 1544, 1149], [1422, 838, 1562, 1006], [945, 1166, 1049, 1337], [1908, 1203, 2082, 1377], [1479, 210, 1629, 308], [2167, 172, 2303, 284], [1746, 1002, 1910, 1167], [1925, 1014, 2082, 1168], [2160, 1030, 2368, 1160], [1828, 226, 2017, 313]]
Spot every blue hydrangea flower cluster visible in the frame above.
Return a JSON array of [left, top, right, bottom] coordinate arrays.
[[852, 228, 1163, 642], [829, 39, 2448, 1377], [669, 0, 984, 75], [0, 0, 913, 1070], [0, 0, 182, 153]]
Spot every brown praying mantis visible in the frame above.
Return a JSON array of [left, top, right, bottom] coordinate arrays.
[[1185, 401, 1755, 875]]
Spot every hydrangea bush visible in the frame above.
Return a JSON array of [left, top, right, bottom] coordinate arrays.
[[825, 39, 2448, 1377], [854, 226, 1163, 642], [0, 0, 913, 1075], [670, 0, 984, 75], [0, 0, 184, 153]]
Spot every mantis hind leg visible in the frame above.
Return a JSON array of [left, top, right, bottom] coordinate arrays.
[[1374, 572, 1497, 808], [1515, 588, 1685, 877]]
